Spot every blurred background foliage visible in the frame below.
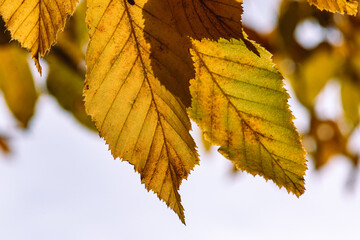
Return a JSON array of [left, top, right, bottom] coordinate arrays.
[[0, 1, 94, 137], [0, 0, 359, 186], [242, 0, 360, 182]]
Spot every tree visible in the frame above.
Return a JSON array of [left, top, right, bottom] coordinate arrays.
[[0, 0, 358, 224]]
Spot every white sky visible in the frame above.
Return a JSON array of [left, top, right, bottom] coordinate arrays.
[[1, 93, 359, 240], [1, 0, 360, 239]]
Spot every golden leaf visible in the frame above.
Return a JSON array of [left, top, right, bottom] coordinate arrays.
[[341, 78, 360, 126], [142, 0, 255, 107], [201, 130, 212, 152], [84, 0, 200, 223], [308, 0, 358, 15], [0, 45, 37, 128], [0, 0, 78, 72], [47, 55, 95, 131], [290, 49, 341, 109], [308, 118, 347, 169], [189, 38, 307, 196], [0, 135, 10, 154]]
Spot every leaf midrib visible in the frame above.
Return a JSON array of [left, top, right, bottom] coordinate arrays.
[[124, 0, 184, 208], [192, 45, 303, 195]]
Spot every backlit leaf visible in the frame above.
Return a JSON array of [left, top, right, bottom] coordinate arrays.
[[55, 0, 88, 64], [70, 0, 88, 48], [0, 45, 37, 128], [189, 38, 307, 196], [308, 118, 348, 169], [341, 79, 360, 126], [201, 130, 212, 152], [0, 135, 10, 154], [47, 55, 95, 131], [142, 0, 253, 107], [85, 0, 199, 223], [0, 0, 78, 72], [290, 48, 340, 108], [308, 0, 358, 15]]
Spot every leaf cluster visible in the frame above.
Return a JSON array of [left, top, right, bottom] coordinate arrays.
[[245, 0, 360, 178], [0, 0, 358, 223]]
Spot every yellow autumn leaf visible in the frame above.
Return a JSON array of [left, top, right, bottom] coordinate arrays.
[[165, 0, 251, 43], [0, 0, 78, 72], [308, 118, 347, 169], [189, 38, 307, 196], [47, 55, 95, 131], [290, 48, 341, 109], [85, 0, 199, 223], [308, 0, 358, 15], [341, 78, 360, 126], [55, 0, 88, 64], [153, 0, 258, 106], [87, 0, 253, 109], [0, 45, 37, 128], [71, 0, 89, 48], [201, 130, 212, 152], [0, 135, 10, 154]]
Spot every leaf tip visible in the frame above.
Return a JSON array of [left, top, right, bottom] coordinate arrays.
[[33, 55, 42, 75]]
